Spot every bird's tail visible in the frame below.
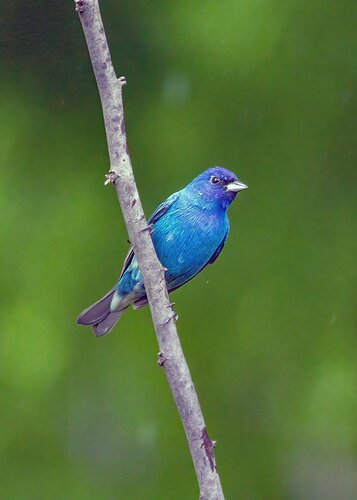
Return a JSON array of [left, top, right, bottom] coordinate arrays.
[[77, 287, 128, 337]]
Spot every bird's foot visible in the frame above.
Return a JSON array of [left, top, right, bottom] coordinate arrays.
[[139, 223, 154, 234], [104, 170, 118, 186]]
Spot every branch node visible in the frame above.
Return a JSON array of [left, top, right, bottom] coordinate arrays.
[[163, 310, 179, 325], [157, 351, 168, 367], [104, 170, 118, 186], [168, 302, 178, 321], [200, 427, 217, 473], [74, 0, 85, 14], [118, 76, 127, 86]]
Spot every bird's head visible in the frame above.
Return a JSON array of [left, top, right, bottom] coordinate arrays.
[[188, 166, 248, 209]]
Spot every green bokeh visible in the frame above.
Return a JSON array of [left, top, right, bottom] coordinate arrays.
[[0, 1, 355, 498]]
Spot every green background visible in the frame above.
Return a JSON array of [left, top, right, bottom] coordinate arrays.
[[0, 1, 356, 498]]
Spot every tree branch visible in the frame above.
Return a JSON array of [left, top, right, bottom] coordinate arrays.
[[74, 1, 224, 498]]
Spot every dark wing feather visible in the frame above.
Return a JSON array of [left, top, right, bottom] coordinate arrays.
[[119, 247, 135, 278]]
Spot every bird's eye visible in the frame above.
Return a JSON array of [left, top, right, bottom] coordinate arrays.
[[210, 176, 220, 185]]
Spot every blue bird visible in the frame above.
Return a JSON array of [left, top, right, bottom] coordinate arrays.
[[77, 167, 247, 336]]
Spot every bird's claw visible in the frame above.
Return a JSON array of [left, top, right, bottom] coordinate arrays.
[[140, 223, 154, 234]]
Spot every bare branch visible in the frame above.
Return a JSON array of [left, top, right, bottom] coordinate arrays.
[[75, 1, 224, 498]]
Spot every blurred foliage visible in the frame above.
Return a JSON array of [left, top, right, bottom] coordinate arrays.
[[0, 1, 356, 498]]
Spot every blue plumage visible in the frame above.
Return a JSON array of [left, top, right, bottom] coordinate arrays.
[[77, 167, 247, 336]]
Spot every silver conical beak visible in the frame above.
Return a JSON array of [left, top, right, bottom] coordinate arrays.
[[226, 181, 248, 192]]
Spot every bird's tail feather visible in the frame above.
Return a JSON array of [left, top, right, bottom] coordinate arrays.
[[77, 287, 128, 337], [92, 308, 128, 337]]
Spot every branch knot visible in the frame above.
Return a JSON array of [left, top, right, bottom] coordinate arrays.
[[157, 351, 168, 367], [200, 427, 217, 473], [118, 76, 127, 86], [74, 0, 85, 14], [104, 170, 118, 186]]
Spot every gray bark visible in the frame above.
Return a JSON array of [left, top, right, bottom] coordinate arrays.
[[74, 1, 224, 498]]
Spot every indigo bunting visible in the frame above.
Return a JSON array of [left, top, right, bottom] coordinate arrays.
[[78, 167, 247, 336]]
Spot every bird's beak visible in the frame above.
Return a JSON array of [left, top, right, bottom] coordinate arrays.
[[226, 181, 248, 193]]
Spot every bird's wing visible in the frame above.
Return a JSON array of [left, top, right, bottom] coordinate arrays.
[[208, 230, 229, 264], [166, 228, 229, 293], [132, 225, 229, 310], [148, 191, 180, 225], [119, 191, 181, 278]]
